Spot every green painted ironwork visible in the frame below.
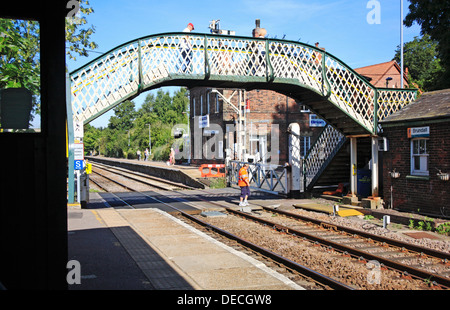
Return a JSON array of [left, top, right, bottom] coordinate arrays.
[[69, 32, 418, 135]]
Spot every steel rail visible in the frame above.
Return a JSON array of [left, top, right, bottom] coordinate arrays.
[[263, 206, 450, 261], [91, 163, 192, 191], [225, 207, 450, 289], [91, 169, 135, 192]]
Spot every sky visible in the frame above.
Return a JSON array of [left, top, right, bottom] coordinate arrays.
[[65, 0, 422, 128]]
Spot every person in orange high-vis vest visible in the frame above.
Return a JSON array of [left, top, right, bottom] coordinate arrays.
[[238, 164, 250, 207]]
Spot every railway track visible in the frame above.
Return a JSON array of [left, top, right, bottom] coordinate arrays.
[[89, 164, 450, 290], [90, 162, 192, 192]]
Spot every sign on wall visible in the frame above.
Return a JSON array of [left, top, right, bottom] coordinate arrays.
[[407, 126, 430, 138], [199, 115, 209, 129], [309, 114, 326, 127]]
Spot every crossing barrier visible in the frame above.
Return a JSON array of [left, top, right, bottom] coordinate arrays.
[[199, 164, 226, 178]]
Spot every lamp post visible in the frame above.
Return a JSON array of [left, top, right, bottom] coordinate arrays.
[[386, 77, 393, 88], [400, 0, 404, 88], [147, 124, 151, 155], [182, 111, 190, 164]]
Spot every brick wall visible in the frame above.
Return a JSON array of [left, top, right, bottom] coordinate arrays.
[[382, 121, 450, 217], [189, 88, 323, 165]]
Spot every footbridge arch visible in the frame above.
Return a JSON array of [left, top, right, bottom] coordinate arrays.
[[69, 32, 417, 135]]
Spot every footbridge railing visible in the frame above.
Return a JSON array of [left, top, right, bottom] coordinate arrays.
[[70, 32, 418, 134], [303, 124, 346, 190]]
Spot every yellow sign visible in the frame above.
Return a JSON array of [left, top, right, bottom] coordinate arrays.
[[86, 163, 92, 174]]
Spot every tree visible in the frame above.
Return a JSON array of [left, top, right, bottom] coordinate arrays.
[[108, 100, 137, 131], [393, 35, 444, 91], [404, 0, 450, 88], [0, 0, 98, 121], [0, 19, 40, 117], [93, 88, 189, 161], [84, 124, 102, 155], [65, 0, 98, 61]]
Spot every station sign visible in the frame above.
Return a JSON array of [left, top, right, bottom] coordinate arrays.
[[73, 143, 84, 160], [73, 143, 84, 170], [309, 114, 326, 127], [407, 126, 429, 138], [74, 160, 84, 170]]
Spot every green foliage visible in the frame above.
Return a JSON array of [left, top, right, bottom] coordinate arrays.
[[436, 223, 450, 236], [0, 18, 41, 118], [404, 0, 450, 89], [394, 35, 444, 91], [86, 88, 189, 162], [209, 177, 226, 189], [65, 0, 98, 61], [0, 0, 98, 125], [108, 100, 137, 131]]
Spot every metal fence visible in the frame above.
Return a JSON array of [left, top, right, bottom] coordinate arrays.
[[228, 160, 288, 195]]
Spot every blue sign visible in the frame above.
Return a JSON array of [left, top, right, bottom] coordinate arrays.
[[309, 114, 326, 127], [74, 160, 84, 170]]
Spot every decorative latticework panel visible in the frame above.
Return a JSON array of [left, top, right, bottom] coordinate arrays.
[[324, 56, 376, 132], [71, 42, 141, 123], [269, 41, 325, 92], [377, 89, 418, 121]]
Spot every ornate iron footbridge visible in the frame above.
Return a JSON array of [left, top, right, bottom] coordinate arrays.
[[68, 32, 418, 198], [69, 32, 417, 135]]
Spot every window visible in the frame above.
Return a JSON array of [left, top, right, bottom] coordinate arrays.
[[302, 136, 311, 157], [192, 98, 195, 117], [411, 138, 428, 176], [207, 93, 210, 114]]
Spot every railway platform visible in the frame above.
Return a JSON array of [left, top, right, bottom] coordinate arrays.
[[86, 156, 205, 189], [68, 192, 305, 290]]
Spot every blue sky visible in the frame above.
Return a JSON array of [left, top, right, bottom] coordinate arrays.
[[66, 0, 421, 128]]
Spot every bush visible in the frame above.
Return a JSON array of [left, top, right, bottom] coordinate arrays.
[[436, 223, 450, 235], [152, 145, 170, 161]]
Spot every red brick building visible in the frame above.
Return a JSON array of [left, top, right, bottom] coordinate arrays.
[[380, 89, 450, 217], [188, 87, 324, 166], [355, 60, 409, 89]]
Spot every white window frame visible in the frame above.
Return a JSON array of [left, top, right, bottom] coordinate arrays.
[[302, 136, 311, 157], [200, 95, 203, 116], [410, 138, 429, 176], [215, 93, 220, 113]]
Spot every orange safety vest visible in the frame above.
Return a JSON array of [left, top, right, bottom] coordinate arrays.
[[238, 167, 249, 187]]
